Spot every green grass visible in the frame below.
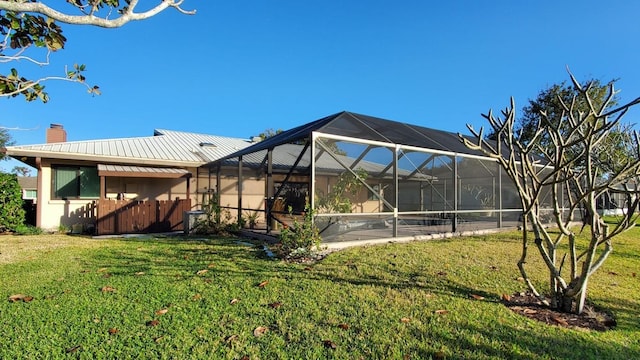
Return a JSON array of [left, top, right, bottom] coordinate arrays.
[[0, 229, 639, 359]]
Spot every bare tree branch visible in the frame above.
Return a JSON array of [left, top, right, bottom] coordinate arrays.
[[461, 69, 640, 314], [0, 1, 195, 102], [0, 1, 196, 28]]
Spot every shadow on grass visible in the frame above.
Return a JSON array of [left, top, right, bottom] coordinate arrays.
[[79, 235, 639, 359], [407, 319, 640, 360], [81, 236, 296, 281]]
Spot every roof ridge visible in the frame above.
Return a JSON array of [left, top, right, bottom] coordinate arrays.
[[154, 128, 249, 140], [8, 134, 159, 148], [8, 129, 249, 149]]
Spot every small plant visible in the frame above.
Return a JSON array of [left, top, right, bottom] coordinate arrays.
[[278, 204, 322, 259], [227, 215, 246, 233], [244, 210, 260, 229], [463, 184, 495, 208], [14, 224, 43, 235], [193, 193, 225, 234], [57, 224, 70, 234], [316, 168, 368, 214], [192, 192, 242, 235]]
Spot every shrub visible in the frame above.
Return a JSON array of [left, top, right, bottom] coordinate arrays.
[[0, 173, 25, 232], [14, 224, 44, 235], [278, 204, 322, 259], [192, 192, 239, 235]]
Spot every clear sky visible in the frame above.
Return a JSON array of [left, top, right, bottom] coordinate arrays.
[[3, 0, 640, 172]]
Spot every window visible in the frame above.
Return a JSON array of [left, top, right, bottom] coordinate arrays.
[[24, 189, 37, 199], [53, 166, 100, 199]]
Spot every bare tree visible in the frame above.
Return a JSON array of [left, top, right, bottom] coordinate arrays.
[[0, 1, 195, 102], [460, 71, 640, 314]]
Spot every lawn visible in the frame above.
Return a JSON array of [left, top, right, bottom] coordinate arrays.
[[1, 228, 638, 359]]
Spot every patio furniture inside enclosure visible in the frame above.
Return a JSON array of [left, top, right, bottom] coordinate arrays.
[[203, 111, 569, 243]]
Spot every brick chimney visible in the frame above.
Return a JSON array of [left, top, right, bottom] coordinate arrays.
[[46, 123, 67, 143]]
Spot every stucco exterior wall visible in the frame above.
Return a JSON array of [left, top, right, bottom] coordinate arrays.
[[105, 176, 189, 201], [36, 160, 196, 232], [218, 174, 266, 223], [37, 161, 96, 231], [314, 174, 383, 213]]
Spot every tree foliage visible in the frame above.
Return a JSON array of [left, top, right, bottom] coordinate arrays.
[[257, 128, 284, 140], [11, 165, 31, 176], [0, 127, 13, 161], [461, 71, 640, 314], [515, 78, 635, 176], [315, 168, 369, 214], [517, 79, 616, 144], [0, 1, 194, 102], [0, 172, 25, 232]]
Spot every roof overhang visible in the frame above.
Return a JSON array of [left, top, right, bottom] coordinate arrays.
[[97, 164, 191, 179], [4, 149, 203, 168]]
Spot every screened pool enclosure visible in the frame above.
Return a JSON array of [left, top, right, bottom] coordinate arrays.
[[202, 111, 559, 243]]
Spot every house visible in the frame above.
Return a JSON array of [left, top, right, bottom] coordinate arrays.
[[4, 112, 570, 241], [3, 124, 255, 234], [17, 176, 38, 226], [17, 176, 37, 203], [598, 180, 640, 216]]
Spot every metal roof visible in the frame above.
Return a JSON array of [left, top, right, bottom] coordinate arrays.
[[97, 164, 191, 178], [5, 129, 255, 167]]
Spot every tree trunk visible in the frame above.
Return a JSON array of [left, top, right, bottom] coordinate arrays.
[[555, 278, 588, 314], [558, 295, 575, 313], [575, 278, 589, 314]]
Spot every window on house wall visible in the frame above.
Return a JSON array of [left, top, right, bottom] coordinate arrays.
[[52, 166, 100, 199], [24, 189, 37, 199]]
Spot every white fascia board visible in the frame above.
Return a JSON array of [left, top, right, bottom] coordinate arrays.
[[5, 149, 203, 168]]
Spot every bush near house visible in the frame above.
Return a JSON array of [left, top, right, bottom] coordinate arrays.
[[0, 173, 25, 232], [278, 205, 322, 259]]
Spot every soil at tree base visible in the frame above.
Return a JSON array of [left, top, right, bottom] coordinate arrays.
[[504, 292, 616, 331]]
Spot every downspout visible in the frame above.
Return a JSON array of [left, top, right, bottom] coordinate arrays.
[[98, 171, 107, 236], [35, 157, 43, 228], [238, 155, 243, 226], [216, 164, 221, 224], [186, 173, 191, 202], [266, 149, 274, 234]]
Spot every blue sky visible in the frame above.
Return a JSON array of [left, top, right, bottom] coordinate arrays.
[[3, 0, 640, 172]]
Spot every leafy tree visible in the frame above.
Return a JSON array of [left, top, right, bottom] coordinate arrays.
[[515, 78, 635, 176], [257, 128, 284, 140], [461, 71, 640, 314], [0, 1, 195, 102], [0, 127, 13, 161], [517, 79, 615, 144], [11, 165, 31, 176], [0, 172, 25, 232]]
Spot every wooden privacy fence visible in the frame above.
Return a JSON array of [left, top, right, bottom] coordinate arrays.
[[96, 199, 191, 235]]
